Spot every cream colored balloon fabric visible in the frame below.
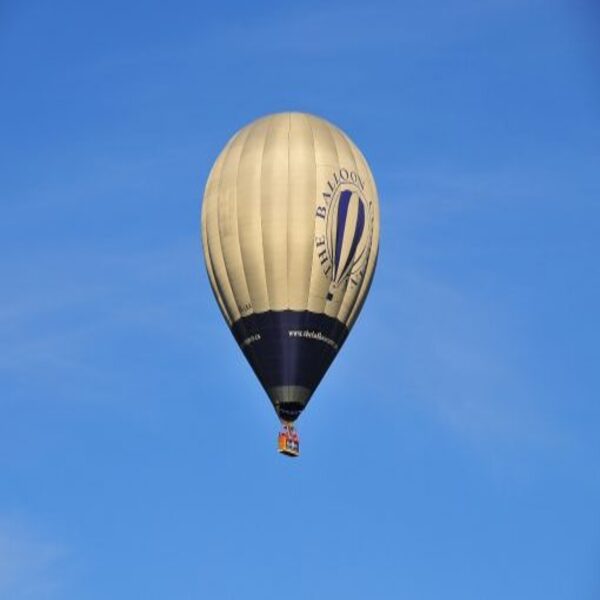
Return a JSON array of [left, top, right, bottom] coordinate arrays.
[[201, 112, 380, 329]]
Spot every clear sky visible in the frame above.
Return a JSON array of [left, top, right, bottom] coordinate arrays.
[[1, 1, 599, 598]]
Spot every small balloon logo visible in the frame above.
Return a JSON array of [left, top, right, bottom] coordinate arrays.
[[315, 168, 374, 290]]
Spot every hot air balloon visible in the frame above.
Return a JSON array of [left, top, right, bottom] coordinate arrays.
[[201, 112, 380, 456]]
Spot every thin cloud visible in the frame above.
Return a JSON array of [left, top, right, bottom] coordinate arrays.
[[0, 518, 66, 600], [360, 266, 564, 451], [0, 237, 206, 377]]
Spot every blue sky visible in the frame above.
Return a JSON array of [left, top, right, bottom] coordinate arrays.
[[1, 0, 599, 598]]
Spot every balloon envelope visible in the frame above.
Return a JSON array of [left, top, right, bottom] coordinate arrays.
[[201, 112, 380, 422]]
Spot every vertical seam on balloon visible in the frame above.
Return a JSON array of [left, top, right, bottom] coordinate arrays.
[[315, 118, 342, 317], [235, 124, 259, 314], [259, 117, 275, 312], [304, 113, 317, 313], [207, 137, 240, 323], [205, 225, 232, 324], [201, 166, 230, 322], [202, 197, 229, 323], [216, 129, 250, 323]]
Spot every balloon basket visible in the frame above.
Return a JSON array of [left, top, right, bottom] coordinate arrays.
[[278, 422, 300, 457]]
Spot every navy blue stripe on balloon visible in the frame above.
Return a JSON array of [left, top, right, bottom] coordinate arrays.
[[230, 310, 349, 418], [333, 189, 352, 279], [339, 197, 365, 280]]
